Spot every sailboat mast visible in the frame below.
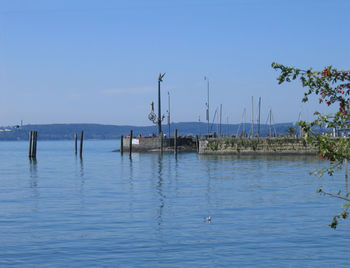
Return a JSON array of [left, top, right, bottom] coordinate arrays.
[[251, 96, 254, 137], [219, 104, 222, 137], [258, 97, 261, 137]]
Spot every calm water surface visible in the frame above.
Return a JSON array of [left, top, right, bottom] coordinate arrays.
[[0, 140, 349, 267]]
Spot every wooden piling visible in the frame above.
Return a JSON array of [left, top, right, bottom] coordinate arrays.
[[28, 131, 38, 158], [120, 135, 124, 155], [74, 133, 78, 154], [80, 131, 84, 157], [29, 131, 33, 157], [174, 129, 178, 156], [32, 131, 37, 158], [196, 135, 199, 153], [160, 132, 163, 153], [129, 130, 133, 158]]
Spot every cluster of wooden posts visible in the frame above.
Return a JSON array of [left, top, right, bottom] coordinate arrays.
[[27, 128, 199, 159], [74, 131, 84, 157], [28, 130, 85, 158]]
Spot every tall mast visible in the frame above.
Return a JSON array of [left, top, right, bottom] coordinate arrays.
[[157, 73, 165, 135], [251, 96, 254, 137], [243, 108, 246, 137], [198, 115, 201, 137], [167, 91, 170, 138], [205, 76, 210, 135], [258, 97, 261, 137], [219, 104, 222, 137], [227, 116, 229, 137], [269, 108, 272, 137]]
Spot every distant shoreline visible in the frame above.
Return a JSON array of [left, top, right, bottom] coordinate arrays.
[[0, 122, 299, 141]]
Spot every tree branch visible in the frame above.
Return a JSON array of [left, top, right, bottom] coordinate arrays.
[[320, 190, 350, 202]]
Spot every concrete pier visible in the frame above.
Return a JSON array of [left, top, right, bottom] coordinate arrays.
[[198, 137, 318, 155]]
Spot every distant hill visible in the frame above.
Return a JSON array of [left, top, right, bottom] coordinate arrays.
[[0, 122, 300, 141]]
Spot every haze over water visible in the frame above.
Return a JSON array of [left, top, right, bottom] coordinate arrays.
[[1, 140, 349, 267]]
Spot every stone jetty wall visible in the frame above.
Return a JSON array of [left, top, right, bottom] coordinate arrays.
[[122, 136, 196, 152], [199, 138, 318, 155], [122, 137, 171, 151]]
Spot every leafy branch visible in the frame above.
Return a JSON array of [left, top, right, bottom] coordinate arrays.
[[272, 62, 350, 228]]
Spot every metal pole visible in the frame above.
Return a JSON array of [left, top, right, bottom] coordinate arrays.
[[205, 76, 210, 136], [251, 96, 254, 137], [158, 76, 162, 135], [227, 116, 229, 137], [258, 97, 261, 137], [243, 108, 246, 137], [269, 109, 272, 137], [168, 91, 170, 138], [198, 116, 201, 137], [208, 78, 209, 135], [157, 73, 165, 135], [219, 104, 222, 137]]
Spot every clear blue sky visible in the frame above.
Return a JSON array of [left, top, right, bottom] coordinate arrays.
[[0, 0, 349, 126]]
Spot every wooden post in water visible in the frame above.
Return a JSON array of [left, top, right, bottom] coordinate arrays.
[[160, 132, 163, 153], [29, 131, 33, 157], [80, 131, 84, 157], [174, 129, 178, 156], [120, 135, 124, 155], [196, 135, 199, 153], [32, 131, 37, 158], [74, 133, 78, 154], [129, 130, 133, 158]]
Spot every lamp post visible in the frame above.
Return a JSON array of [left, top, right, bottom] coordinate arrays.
[[204, 76, 210, 135]]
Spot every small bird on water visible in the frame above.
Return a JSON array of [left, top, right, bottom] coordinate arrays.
[[204, 216, 212, 223]]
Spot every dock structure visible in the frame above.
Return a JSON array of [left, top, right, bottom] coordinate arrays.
[[117, 135, 319, 155], [120, 134, 197, 153], [198, 137, 318, 155]]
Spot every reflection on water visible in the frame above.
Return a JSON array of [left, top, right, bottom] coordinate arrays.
[[204, 155, 212, 209], [156, 153, 165, 226], [75, 155, 85, 178], [29, 158, 39, 193], [28, 158, 39, 212], [29, 158, 38, 180], [74, 156, 86, 209], [128, 156, 134, 216], [79, 156, 84, 178], [2, 141, 350, 267]]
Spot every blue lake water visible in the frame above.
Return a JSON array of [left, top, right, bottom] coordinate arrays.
[[0, 139, 350, 267]]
